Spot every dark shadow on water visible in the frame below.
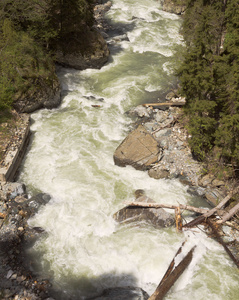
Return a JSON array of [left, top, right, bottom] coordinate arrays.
[[22, 243, 147, 299]]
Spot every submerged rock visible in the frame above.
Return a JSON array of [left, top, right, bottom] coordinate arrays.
[[88, 287, 149, 300], [113, 125, 160, 170]]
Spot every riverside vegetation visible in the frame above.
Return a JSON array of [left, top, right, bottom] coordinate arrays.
[[174, 0, 239, 178], [0, 0, 239, 299]]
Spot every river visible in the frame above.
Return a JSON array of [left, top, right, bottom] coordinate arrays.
[[18, 0, 238, 299]]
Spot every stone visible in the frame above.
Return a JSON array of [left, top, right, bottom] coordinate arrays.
[[211, 179, 225, 187], [13, 78, 61, 113], [154, 128, 172, 139], [113, 125, 160, 170], [148, 167, 170, 179], [205, 188, 224, 206], [187, 186, 206, 197], [127, 105, 152, 118], [198, 174, 215, 187]]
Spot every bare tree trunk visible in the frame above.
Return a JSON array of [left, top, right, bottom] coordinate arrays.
[[126, 202, 209, 214]]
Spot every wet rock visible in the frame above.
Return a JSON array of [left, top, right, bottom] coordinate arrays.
[[113, 192, 175, 228], [113, 125, 160, 170], [162, 0, 186, 15], [27, 193, 51, 207], [88, 287, 149, 300], [114, 205, 174, 228]]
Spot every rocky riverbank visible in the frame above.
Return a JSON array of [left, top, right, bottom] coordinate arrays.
[[114, 92, 235, 208]]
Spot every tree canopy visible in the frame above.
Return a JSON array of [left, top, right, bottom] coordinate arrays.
[[176, 0, 239, 173]]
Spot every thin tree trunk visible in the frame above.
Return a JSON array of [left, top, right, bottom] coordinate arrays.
[[184, 187, 239, 228], [126, 202, 209, 214], [217, 201, 239, 224], [206, 218, 239, 269]]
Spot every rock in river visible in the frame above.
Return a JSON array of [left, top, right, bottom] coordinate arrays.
[[113, 125, 160, 170]]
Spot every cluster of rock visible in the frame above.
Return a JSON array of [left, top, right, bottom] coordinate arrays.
[[113, 92, 228, 207], [0, 182, 55, 300]]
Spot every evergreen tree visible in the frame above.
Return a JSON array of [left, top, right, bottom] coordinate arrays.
[[177, 0, 239, 171]]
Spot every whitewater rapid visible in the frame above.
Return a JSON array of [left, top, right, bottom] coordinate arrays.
[[19, 1, 238, 299]]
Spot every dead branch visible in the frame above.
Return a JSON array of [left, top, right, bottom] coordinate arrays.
[[206, 218, 239, 269]]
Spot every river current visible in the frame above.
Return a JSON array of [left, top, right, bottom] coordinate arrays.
[[19, 1, 238, 299]]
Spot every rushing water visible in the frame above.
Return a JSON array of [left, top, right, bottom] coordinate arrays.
[[19, 1, 238, 299]]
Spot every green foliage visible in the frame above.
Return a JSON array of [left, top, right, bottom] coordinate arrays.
[[178, 0, 239, 170]]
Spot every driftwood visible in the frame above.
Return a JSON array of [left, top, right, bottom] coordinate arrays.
[[149, 243, 196, 300], [206, 218, 239, 269], [126, 202, 209, 214], [217, 201, 239, 224], [142, 102, 185, 108], [175, 207, 183, 232]]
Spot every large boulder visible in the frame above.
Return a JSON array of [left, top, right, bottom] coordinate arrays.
[[113, 125, 160, 170], [113, 190, 175, 229]]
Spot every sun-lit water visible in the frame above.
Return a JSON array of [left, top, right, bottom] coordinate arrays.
[[19, 0, 238, 299]]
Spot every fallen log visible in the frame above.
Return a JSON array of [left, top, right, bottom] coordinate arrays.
[[217, 201, 239, 224], [149, 244, 196, 300], [126, 202, 209, 214], [158, 241, 185, 284]]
